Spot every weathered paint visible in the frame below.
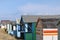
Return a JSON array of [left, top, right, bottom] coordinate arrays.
[[16, 25, 21, 38], [24, 22, 36, 40], [32, 22, 36, 40], [24, 23, 32, 40], [9, 24, 13, 35], [36, 18, 43, 40], [25, 33, 32, 40], [58, 25, 60, 40], [7, 24, 14, 35], [21, 17, 36, 40], [7, 24, 12, 34], [25, 24, 28, 32], [43, 29, 58, 40]]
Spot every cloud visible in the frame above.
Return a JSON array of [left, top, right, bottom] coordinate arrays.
[[18, 3, 60, 15]]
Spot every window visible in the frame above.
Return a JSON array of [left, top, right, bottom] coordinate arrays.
[[25, 23, 32, 33], [18, 25, 20, 31], [25, 24, 28, 32], [28, 23, 32, 33]]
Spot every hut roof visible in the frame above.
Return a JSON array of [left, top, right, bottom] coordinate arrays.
[[1, 20, 16, 25], [1, 20, 11, 24], [21, 15, 60, 22]]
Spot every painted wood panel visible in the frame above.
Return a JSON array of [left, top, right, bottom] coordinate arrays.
[[43, 29, 58, 40]]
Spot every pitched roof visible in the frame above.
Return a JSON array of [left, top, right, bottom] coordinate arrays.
[[1, 20, 11, 24], [21, 15, 60, 22], [1, 20, 16, 25]]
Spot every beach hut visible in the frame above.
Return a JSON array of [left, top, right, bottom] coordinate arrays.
[[6, 21, 16, 35], [1, 20, 16, 36], [10, 21, 16, 36], [0, 20, 12, 34], [36, 17, 59, 40], [20, 15, 37, 40], [1, 20, 11, 29]]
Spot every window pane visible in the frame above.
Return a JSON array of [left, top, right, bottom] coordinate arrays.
[[28, 23, 32, 33], [25, 24, 28, 32]]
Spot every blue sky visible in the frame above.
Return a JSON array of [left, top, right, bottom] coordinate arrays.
[[0, 0, 60, 20]]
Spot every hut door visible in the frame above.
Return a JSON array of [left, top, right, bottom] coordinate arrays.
[[25, 23, 32, 40]]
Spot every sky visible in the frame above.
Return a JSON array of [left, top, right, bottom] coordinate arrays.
[[0, 0, 60, 20]]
